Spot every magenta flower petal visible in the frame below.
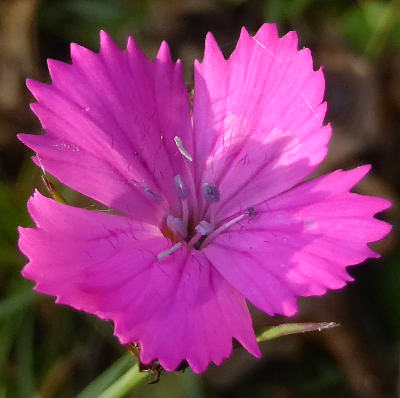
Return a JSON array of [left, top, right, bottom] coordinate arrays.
[[19, 25, 391, 372], [203, 166, 391, 316], [19, 31, 192, 223], [20, 191, 260, 373], [193, 25, 331, 218]]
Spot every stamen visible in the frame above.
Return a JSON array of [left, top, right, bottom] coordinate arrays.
[[184, 161, 198, 221], [195, 220, 213, 236], [202, 214, 245, 247], [181, 198, 189, 228], [174, 175, 190, 227], [209, 206, 217, 228], [174, 136, 192, 162], [174, 175, 190, 199], [202, 183, 220, 203], [187, 232, 202, 249], [167, 216, 187, 239], [142, 183, 164, 202], [157, 242, 183, 260]]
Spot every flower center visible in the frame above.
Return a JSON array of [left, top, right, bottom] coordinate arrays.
[[155, 137, 256, 260]]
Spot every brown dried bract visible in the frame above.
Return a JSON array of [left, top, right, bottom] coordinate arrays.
[[128, 343, 188, 384]]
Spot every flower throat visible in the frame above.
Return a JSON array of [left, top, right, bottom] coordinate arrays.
[[149, 136, 254, 259]]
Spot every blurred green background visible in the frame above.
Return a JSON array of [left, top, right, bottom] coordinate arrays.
[[0, 0, 399, 397]]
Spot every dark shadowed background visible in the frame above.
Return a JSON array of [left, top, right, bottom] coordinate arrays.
[[0, 0, 399, 397]]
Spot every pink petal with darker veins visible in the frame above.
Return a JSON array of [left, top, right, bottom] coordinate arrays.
[[204, 166, 391, 317], [19, 31, 193, 223], [193, 24, 331, 220], [19, 192, 259, 373], [18, 25, 392, 374]]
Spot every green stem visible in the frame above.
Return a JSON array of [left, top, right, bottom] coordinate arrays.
[[98, 364, 147, 398]]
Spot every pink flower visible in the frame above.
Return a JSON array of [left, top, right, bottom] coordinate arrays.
[[18, 24, 391, 373]]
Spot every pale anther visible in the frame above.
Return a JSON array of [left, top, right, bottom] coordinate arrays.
[[167, 215, 187, 239], [174, 136, 193, 162], [203, 183, 220, 203], [247, 206, 256, 218], [157, 242, 183, 260], [174, 174, 190, 199], [195, 220, 213, 236], [142, 183, 164, 202]]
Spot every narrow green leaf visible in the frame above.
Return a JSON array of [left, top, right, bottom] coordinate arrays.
[[97, 364, 147, 398], [16, 312, 36, 398], [77, 354, 134, 398], [42, 176, 67, 204], [0, 315, 23, 370], [257, 322, 339, 343], [179, 370, 205, 398], [0, 290, 36, 320]]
